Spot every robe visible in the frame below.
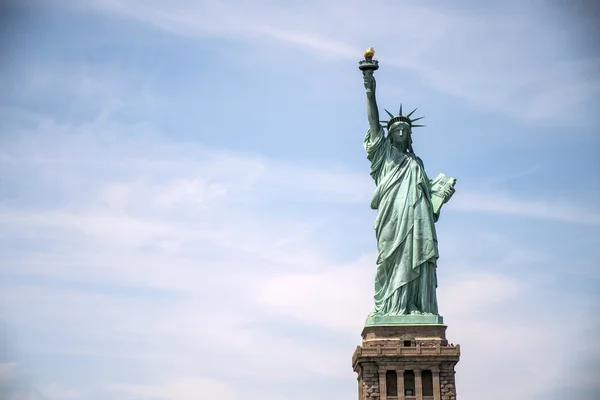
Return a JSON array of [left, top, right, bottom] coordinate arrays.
[[364, 127, 439, 315]]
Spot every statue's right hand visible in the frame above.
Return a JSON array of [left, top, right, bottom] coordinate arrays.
[[363, 71, 376, 93]]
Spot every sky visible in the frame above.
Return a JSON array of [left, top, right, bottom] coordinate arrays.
[[0, 1, 599, 399]]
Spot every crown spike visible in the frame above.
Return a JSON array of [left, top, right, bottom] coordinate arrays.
[[411, 116, 425, 122], [398, 103, 403, 116], [412, 124, 426, 128], [384, 109, 394, 118], [407, 107, 418, 118]]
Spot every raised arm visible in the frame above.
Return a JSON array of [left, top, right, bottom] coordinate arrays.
[[363, 71, 381, 140]]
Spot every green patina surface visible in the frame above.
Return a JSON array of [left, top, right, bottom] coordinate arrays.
[[359, 49, 456, 326], [365, 314, 444, 327]]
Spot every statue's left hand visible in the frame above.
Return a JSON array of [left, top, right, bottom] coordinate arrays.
[[443, 186, 455, 203]]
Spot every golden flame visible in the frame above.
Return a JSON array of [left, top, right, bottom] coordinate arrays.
[[364, 47, 375, 58]]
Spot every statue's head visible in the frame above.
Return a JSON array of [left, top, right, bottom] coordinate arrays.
[[381, 105, 425, 150]]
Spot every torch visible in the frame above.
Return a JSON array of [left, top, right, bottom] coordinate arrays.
[[358, 47, 379, 72]]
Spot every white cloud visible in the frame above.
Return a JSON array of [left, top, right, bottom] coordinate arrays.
[[110, 378, 238, 400], [67, 0, 600, 124], [450, 191, 600, 226], [0, 363, 18, 382], [0, 363, 45, 400], [256, 254, 374, 332], [2, 142, 597, 400], [438, 272, 520, 316], [42, 383, 82, 400], [0, 209, 168, 247], [1, 13, 598, 396]]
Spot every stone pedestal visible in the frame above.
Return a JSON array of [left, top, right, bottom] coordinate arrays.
[[352, 324, 460, 400]]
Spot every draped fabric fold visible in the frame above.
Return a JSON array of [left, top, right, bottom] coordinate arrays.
[[364, 127, 439, 315]]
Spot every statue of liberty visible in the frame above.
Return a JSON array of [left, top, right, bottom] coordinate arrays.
[[359, 48, 456, 322]]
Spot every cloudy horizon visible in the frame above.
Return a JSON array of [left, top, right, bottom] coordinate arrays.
[[1, 1, 599, 400]]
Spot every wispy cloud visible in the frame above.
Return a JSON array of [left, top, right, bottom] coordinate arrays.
[[486, 164, 542, 184], [42, 383, 82, 400], [451, 191, 600, 226], [256, 254, 374, 332], [64, 0, 600, 125], [3, 110, 597, 398], [0, 362, 45, 400], [110, 378, 238, 400], [1, 3, 599, 400]]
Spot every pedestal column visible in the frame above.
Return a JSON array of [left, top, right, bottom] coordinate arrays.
[[396, 369, 405, 400], [379, 369, 387, 400], [358, 375, 362, 400], [414, 369, 423, 400], [432, 368, 440, 400]]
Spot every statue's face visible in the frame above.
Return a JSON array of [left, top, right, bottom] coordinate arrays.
[[389, 122, 412, 147]]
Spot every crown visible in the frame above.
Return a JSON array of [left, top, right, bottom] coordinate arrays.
[[380, 104, 425, 131]]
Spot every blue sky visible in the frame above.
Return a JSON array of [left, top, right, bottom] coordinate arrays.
[[1, 1, 599, 399]]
